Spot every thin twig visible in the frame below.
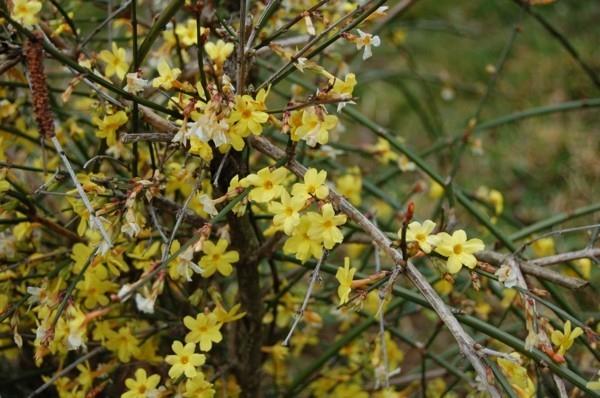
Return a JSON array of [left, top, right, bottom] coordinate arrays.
[[27, 347, 105, 398], [282, 250, 328, 346]]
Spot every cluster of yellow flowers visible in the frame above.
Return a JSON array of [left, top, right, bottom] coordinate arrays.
[[238, 166, 347, 262], [404, 220, 485, 273]]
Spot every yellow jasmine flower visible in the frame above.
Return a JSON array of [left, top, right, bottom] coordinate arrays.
[[294, 107, 338, 147], [98, 43, 128, 79], [75, 272, 117, 308], [531, 237, 555, 257], [152, 59, 181, 90], [122, 368, 161, 398], [587, 371, 600, 391], [13, 221, 33, 241], [551, 320, 583, 356], [336, 257, 356, 305], [189, 135, 214, 162], [105, 326, 140, 362], [291, 168, 329, 200], [165, 341, 206, 379], [355, 29, 381, 60], [429, 179, 445, 199], [397, 154, 416, 172], [489, 189, 504, 215], [283, 215, 324, 262], [335, 172, 362, 206], [331, 73, 357, 98], [199, 239, 239, 278], [184, 372, 216, 398], [127, 241, 161, 271], [214, 302, 246, 324], [269, 191, 306, 235], [175, 19, 204, 47], [403, 220, 437, 254], [11, 0, 42, 27], [241, 166, 288, 203], [307, 203, 347, 249], [184, 312, 223, 351], [497, 353, 535, 398], [434, 230, 484, 273], [573, 258, 592, 280], [93, 111, 128, 147], [370, 138, 398, 165], [253, 86, 270, 111], [228, 95, 269, 136], [204, 40, 234, 65]]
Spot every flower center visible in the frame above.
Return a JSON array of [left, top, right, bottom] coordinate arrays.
[[180, 355, 189, 364], [453, 244, 463, 255], [264, 180, 273, 190], [323, 220, 333, 229], [416, 233, 426, 241]]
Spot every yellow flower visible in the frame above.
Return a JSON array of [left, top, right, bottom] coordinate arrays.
[[335, 171, 362, 205], [497, 353, 535, 398], [127, 240, 161, 271], [184, 312, 223, 351], [152, 59, 181, 90], [531, 237, 555, 257], [404, 220, 437, 254], [75, 271, 117, 308], [336, 257, 356, 304], [241, 167, 288, 203], [175, 19, 204, 47], [105, 326, 140, 362], [199, 239, 239, 278], [292, 168, 329, 200], [331, 73, 357, 98], [551, 320, 583, 356], [573, 258, 592, 280], [93, 111, 128, 146], [370, 138, 398, 165], [429, 179, 445, 199], [184, 372, 216, 398], [434, 230, 484, 273], [294, 107, 338, 147], [214, 303, 246, 324], [587, 371, 600, 391], [13, 221, 33, 241], [308, 203, 347, 249], [489, 189, 504, 215], [165, 341, 206, 379], [11, 0, 42, 26], [204, 40, 234, 65], [228, 95, 269, 136], [283, 215, 323, 262], [269, 191, 306, 235], [122, 368, 161, 398], [98, 43, 128, 79]]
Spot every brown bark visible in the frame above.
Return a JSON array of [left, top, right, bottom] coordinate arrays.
[[212, 150, 263, 397]]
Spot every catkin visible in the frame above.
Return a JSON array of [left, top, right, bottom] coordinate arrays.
[[23, 32, 55, 139]]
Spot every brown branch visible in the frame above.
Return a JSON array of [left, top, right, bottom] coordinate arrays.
[[527, 247, 600, 268], [476, 251, 588, 290], [121, 132, 174, 143], [30, 214, 85, 244], [151, 196, 207, 228]]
